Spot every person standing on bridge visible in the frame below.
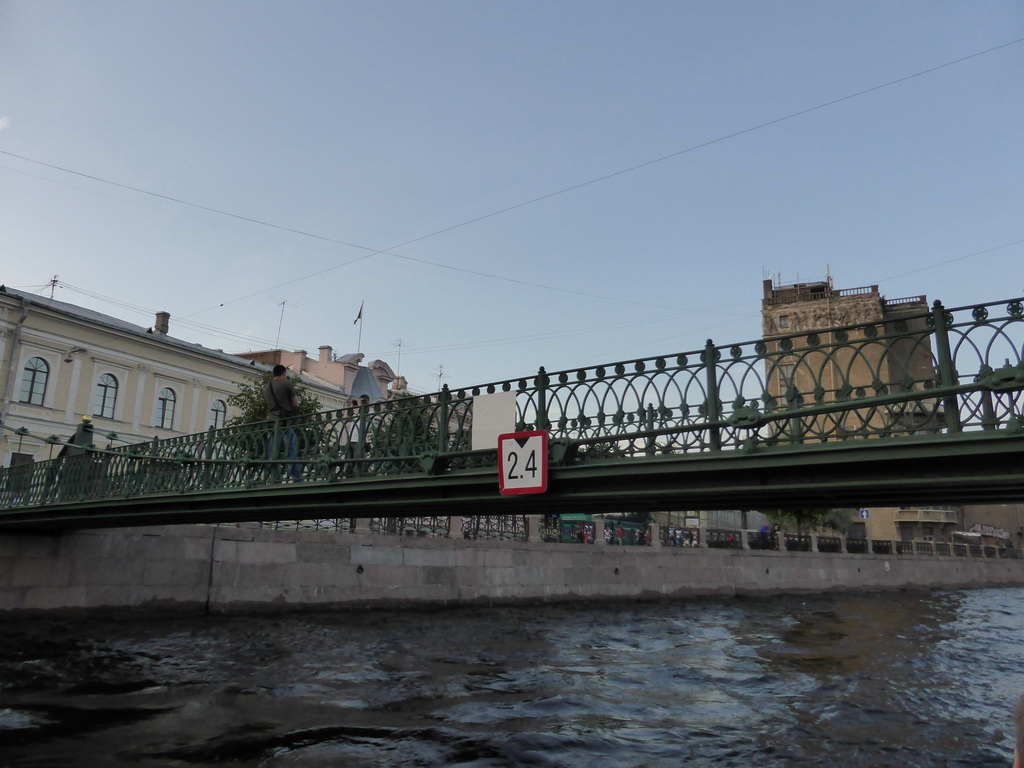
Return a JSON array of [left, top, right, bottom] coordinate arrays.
[[264, 365, 301, 481], [339, 398, 363, 476]]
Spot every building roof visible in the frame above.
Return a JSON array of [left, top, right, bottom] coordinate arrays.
[[350, 365, 384, 401], [0, 285, 264, 369], [0, 286, 345, 399]]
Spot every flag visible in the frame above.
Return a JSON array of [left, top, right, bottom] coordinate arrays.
[[353, 301, 364, 325]]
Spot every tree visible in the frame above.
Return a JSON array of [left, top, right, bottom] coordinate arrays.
[[226, 370, 323, 426], [760, 507, 854, 535]]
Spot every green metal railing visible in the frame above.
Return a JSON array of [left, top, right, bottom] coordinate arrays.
[[2, 295, 1023, 511]]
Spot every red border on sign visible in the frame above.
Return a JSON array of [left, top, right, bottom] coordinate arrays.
[[497, 430, 548, 495]]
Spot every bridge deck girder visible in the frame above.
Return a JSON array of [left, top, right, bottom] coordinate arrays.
[[2, 430, 1022, 531]]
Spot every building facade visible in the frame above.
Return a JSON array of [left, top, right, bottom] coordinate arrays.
[[761, 277, 937, 438], [759, 276, 1016, 544], [0, 287, 350, 470], [237, 347, 400, 402]]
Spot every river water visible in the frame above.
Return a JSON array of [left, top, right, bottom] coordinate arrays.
[[0, 588, 1020, 767]]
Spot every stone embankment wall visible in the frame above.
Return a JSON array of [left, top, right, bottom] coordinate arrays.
[[2, 525, 1023, 616]]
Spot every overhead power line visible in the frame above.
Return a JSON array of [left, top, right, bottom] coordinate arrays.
[[1, 36, 1020, 314]]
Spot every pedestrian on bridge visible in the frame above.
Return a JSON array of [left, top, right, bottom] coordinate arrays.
[[340, 398, 364, 476], [264, 365, 302, 481]]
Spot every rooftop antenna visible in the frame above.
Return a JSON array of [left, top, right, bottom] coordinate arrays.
[[274, 300, 287, 348], [393, 338, 404, 376], [436, 364, 446, 392], [48, 275, 58, 299]]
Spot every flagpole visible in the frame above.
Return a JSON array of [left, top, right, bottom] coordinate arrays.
[[354, 300, 364, 353]]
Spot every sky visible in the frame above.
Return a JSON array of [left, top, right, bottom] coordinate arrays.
[[1, 1, 1022, 394]]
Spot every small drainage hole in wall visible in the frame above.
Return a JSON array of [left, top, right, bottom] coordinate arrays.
[[356, 564, 364, 574]]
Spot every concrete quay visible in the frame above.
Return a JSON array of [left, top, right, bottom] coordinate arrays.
[[2, 523, 1023, 616]]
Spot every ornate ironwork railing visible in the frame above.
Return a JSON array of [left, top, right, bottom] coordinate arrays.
[[370, 516, 451, 537], [706, 528, 741, 549], [460, 515, 527, 541], [258, 518, 354, 533], [2, 295, 1024, 510], [785, 533, 812, 552], [200, 518, 1011, 560], [661, 526, 700, 547], [817, 535, 842, 553], [746, 530, 776, 550]]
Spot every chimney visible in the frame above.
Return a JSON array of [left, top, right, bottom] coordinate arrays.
[[155, 311, 170, 334], [318, 345, 333, 363]]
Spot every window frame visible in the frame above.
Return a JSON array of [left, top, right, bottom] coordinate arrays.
[[155, 387, 177, 429], [777, 363, 796, 389], [210, 399, 227, 430], [20, 356, 50, 405], [93, 373, 119, 419]]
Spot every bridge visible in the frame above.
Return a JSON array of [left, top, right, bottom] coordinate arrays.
[[2, 296, 1023, 531]]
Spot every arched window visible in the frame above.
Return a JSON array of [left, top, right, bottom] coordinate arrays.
[[155, 387, 176, 429], [20, 357, 49, 405], [93, 374, 118, 419], [210, 399, 227, 429]]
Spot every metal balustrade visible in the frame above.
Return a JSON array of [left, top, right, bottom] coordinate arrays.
[[2, 295, 1024, 516], [202, 517, 1013, 559], [662, 527, 700, 547], [460, 515, 527, 541], [706, 528, 741, 549], [817, 535, 842, 553], [785, 533, 812, 552], [747, 530, 777, 550], [846, 538, 869, 554]]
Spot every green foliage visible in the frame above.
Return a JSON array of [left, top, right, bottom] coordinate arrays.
[[371, 397, 439, 455], [760, 507, 854, 535], [226, 370, 323, 426]]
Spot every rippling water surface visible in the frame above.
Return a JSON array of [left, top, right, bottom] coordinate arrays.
[[0, 588, 1021, 767]]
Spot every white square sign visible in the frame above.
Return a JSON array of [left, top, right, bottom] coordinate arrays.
[[497, 430, 548, 495]]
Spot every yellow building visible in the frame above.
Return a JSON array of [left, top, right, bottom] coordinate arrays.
[[760, 276, 962, 542], [0, 286, 349, 470], [761, 277, 937, 439]]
